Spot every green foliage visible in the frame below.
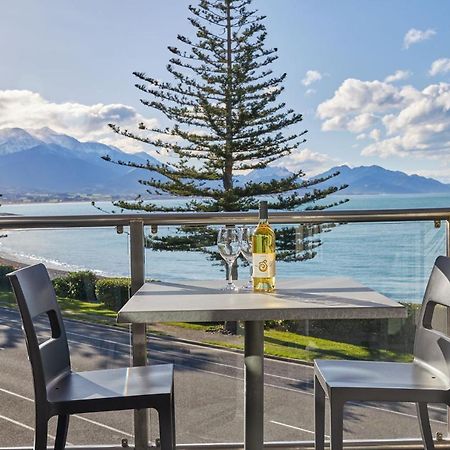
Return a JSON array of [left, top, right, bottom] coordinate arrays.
[[52, 271, 97, 301], [266, 301, 421, 355], [0, 265, 14, 291], [103, 0, 347, 261], [95, 278, 131, 312]]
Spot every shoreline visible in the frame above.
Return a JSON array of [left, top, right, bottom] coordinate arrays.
[[0, 254, 69, 279]]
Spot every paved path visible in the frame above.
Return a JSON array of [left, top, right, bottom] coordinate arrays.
[[0, 307, 446, 447]]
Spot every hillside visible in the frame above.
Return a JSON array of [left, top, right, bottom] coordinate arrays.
[[314, 165, 450, 195]]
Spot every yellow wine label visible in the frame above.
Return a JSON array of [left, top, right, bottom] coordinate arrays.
[[252, 253, 276, 277]]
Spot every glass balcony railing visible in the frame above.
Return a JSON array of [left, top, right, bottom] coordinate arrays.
[[0, 208, 449, 449]]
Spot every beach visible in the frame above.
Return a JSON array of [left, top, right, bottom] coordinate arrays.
[[0, 254, 68, 279]]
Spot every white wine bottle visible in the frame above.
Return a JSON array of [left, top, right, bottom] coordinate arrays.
[[252, 201, 276, 292]]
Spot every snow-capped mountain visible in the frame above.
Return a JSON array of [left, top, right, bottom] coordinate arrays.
[[0, 128, 43, 155], [0, 127, 163, 196]]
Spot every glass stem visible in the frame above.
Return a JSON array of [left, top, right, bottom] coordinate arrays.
[[228, 262, 234, 286]]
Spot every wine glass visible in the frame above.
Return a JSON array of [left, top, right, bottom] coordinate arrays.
[[217, 227, 242, 291], [240, 226, 255, 290]]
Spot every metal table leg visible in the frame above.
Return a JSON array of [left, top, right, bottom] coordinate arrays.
[[244, 320, 264, 450], [132, 323, 149, 450]]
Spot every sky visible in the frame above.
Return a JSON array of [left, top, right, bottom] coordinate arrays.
[[1, 0, 450, 180]]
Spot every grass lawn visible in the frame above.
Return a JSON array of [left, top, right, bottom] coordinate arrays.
[[161, 321, 412, 363], [0, 290, 118, 325], [0, 291, 413, 363], [206, 328, 412, 363]]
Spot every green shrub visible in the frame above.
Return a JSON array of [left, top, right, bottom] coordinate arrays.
[[53, 271, 97, 301], [0, 265, 15, 291], [95, 278, 131, 311]]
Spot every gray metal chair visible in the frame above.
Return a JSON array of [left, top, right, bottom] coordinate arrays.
[[8, 263, 175, 450], [314, 255, 450, 450]]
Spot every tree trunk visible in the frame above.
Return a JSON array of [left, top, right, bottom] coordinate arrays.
[[223, 0, 233, 196]]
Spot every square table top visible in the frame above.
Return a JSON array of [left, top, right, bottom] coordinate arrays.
[[117, 277, 406, 323]]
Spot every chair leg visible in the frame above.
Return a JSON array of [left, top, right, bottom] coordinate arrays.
[[34, 414, 49, 450], [416, 402, 435, 450], [330, 396, 344, 450], [171, 394, 176, 450], [54, 415, 70, 450], [158, 401, 176, 450], [314, 375, 326, 450]]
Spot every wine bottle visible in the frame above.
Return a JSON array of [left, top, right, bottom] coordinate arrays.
[[252, 201, 276, 292]]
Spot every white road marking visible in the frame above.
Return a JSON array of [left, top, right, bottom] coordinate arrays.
[[358, 403, 445, 424], [0, 413, 73, 445], [0, 387, 133, 437], [0, 413, 36, 432], [74, 416, 133, 437], [270, 419, 329, 437]]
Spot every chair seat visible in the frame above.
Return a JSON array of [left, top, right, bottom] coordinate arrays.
[[48, 364, 174, 414], [315, 359, 449, 402]]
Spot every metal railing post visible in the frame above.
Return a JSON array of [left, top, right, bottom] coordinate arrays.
[[130, 220, 148, 450], [443, 219, 450, 440]]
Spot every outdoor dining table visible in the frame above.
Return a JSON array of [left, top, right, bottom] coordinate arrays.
[[117, 277, 406, 450]]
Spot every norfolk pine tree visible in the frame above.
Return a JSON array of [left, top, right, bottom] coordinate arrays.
[[104, 0, 347, 261]]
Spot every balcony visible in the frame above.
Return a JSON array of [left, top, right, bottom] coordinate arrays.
[[0, 208, 449, 450]]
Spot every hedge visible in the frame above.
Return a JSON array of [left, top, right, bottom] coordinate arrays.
[[0, 265, 15, 291], [95, 278, 131, 311], [53, 270, 97, 301]]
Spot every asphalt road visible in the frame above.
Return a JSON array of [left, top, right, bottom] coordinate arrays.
[[0, 307, 446, 447]]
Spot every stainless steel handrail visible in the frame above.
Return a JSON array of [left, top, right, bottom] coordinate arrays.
[[0, 207, 450, 229]]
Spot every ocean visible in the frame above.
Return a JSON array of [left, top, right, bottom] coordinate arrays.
[[0, 193, 449, 303]]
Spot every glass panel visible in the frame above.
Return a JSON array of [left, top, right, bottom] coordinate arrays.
[[1, 201, 448, 447], [431, 303, 448, 335], [264, 220, 446, 443], [0, 215, 134, 446]]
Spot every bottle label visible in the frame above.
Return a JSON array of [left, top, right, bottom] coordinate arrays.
[[252, 253, 276, 278]]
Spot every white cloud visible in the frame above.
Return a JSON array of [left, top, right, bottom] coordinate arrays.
[[347, 113, 378, 133], [305, 88, 316, 96], [317, 78, 403, 131], [302, 70, 322, 86], [275, 147, 339, 176], [408, 167, 450, 183], [0, 89, 158, 153], [317, 78, 450, 161], [429, 58, 450, 76], [384, 70, 412, 83], [403, 28, 436, 49], [369, 129, 381, 141]]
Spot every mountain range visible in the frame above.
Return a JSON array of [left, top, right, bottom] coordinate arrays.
[[0, 127, 449, 199], [0, 127, 163, 197], [315, 165, 450, 195]]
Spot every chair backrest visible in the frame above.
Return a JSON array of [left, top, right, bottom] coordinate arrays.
[[414, 256, 450, 382], [7, 263, 71, 405]]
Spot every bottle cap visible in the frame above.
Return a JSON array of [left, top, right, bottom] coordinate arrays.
[[259, 201, 268, 220]]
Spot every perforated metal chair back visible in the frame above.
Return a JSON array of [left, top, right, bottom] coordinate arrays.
[[414, 255, 450, 382], [8, 263, 71, 405]]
